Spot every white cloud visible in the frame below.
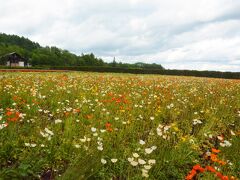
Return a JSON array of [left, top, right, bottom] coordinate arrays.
[[0, 0, 239, 71]]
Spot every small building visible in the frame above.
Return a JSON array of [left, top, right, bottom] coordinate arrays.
[[0, 52, 30, 67]]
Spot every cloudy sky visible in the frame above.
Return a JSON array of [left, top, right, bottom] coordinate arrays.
[[0, 0, 240, 71]]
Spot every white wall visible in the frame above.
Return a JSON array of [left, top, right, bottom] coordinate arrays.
[[19, 61, 24, 67], [6, 61, 10, 66]]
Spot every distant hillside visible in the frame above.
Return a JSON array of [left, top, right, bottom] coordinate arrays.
[[0, 33, 40, 50], [0, 33, 164, 69]]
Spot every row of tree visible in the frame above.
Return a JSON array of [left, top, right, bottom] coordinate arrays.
[[0, 33, 164, 69], [0, 33, 239, 79]]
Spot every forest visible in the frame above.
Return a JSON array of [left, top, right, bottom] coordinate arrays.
[[0, 33, 164, 69]]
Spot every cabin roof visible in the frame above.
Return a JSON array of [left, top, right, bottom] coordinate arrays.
[[0, 52, 27, 61]]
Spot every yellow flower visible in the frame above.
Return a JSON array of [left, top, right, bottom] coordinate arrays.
[[181, 136, 187, 142]]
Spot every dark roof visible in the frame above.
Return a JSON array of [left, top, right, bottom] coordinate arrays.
[[0, 52, 27, 62], [4, 52, 21, 57], [6, 52, 17, 56], [2, 52, 24, 58]]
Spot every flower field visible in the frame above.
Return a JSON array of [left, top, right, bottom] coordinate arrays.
[[0, 72, 239, 180]]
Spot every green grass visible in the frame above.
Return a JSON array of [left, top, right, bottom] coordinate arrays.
[[0, 72, 239, 179]]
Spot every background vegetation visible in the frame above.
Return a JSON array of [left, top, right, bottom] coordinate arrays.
[[0, 33, 163, 69], [0, 33, 239, 79]]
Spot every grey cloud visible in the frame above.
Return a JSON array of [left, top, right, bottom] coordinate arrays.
[[0, 0, 239, 71]]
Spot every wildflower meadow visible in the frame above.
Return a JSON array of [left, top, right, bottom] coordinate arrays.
[[0, 72, 239, 180]]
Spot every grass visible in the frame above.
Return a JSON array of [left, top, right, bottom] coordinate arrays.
[[0, 72, 239, 179]]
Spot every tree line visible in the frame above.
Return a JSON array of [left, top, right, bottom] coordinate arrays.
[[0, 33, 239, 79], [0, 33, 164, 69]]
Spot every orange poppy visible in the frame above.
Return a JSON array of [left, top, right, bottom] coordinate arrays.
[[205, 166, 217, 173], [212, 148, 221, 153], [210, 154, 218, 162], [193, 164, 205, 173], [105, 122, 113, 132], [6, 111, 13, 116], [186, 169, 197, 180]]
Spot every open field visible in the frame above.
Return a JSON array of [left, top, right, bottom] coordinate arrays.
[[0, 72, 239, 180]]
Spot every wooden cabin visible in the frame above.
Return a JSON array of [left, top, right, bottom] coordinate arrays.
[[0, 52, 29, 67]]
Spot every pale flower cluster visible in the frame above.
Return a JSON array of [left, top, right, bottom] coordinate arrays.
[[156, 124, 171, 139], [40, 128, 54, 140]]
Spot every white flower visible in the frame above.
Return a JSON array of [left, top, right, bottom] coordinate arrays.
[[150, 117, 154, 120], [97, 137, 103, 141], [128, 157, 134, 162], [224, 140, 232, 147], [133, 153, 139, 158], [230, 130, 236, 136], [193, 119, 202, 125], [144, 165, 152, 170], [139, 140, 146, 145], [151, 146, 157, 150], [220, 142, 225, 147], [80, 136, 87, 142], [101, 158, 107, 164], [157, 130, 163, 136], [100, 129, 106, 133], [93, 133, 98, 136], [75, 144, 80, 148], [97, 146, 103, 151], [40, 144, 45, 147], [142, 169, 148, 174], [91, 127, 97, 132], [55, 119, 62, 124], [142, 173, 149, 178], [0, 123, 7, 130], [111, 159, 118, 163], [163, 126, 171, 131], [40, 131, 48, 137], [130, 161, 138, 166], [25, 143, 30, 147], [145, 148, 153, 154], [162, 135, 167, 139], [30, 144, 37, 147], [44, 128, 54, 136], [138, 159, 146, 165]]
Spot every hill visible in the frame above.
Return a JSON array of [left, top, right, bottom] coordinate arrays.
[[0, 33, 164, 69]]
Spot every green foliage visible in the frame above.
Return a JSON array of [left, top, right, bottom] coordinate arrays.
[[0, 33, 165, 70], [0, 33, 239, 79]]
